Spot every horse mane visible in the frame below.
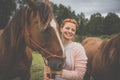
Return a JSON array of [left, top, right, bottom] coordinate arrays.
[[0, 7, 27, 63], [99, 33, 120, 66]]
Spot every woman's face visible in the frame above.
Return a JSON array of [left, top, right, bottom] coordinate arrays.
[[61, 22, 77, 41]]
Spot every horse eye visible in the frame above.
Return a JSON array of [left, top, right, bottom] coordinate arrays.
[[34, 21, 38, 25]]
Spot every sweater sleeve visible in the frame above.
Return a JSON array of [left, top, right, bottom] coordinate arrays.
[[62, 43, 88, 80]]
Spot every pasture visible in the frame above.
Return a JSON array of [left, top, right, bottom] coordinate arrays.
[[30, 51, 44, 80], [14, 51, 44, 80]]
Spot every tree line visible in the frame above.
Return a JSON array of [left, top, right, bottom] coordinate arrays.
[[0, 0, 120, 36], [51, 3, 120, 36]]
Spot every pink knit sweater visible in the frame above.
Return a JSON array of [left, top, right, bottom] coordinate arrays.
[[58, 42, 88, 80], [44, 42, 87, 80]]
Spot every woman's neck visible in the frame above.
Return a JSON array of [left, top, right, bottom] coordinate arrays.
[[62, 38, 73, 45]]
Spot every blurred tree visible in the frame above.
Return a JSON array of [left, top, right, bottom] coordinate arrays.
[[103, 12, 120, 35], [0, 0, 16, 29], [87, 12, 104, 35], [76, 12, 88, 35], [51, 3, 77, 25], [17, 0, 43, 8]]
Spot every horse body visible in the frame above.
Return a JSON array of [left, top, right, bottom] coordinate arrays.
[[82, 37, 103, 80], [82, 35, 120, 80], [0, 1, 64, 80]]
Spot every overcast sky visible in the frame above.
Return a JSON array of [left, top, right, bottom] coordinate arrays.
[[50, 0, 120, 18]]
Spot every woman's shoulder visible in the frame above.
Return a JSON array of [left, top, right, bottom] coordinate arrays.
[[72, 42, 87, 59], [72, 42, 83, 48], [72, 42, 86, 53]]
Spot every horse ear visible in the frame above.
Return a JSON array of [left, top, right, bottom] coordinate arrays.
[[25, 0, 50, 8], [25, 0, 35, 9]]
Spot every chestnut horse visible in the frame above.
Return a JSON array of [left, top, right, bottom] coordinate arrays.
[[82, 37, 103, 80], [82, 34, 120, 80], [0, 0, 65, 80]]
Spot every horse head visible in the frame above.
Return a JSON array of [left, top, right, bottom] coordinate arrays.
[[25, 0, 65, 71]]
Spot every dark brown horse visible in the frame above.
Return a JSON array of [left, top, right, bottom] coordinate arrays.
[[0, 0, 65, 80], [82, 34, 120, 80]]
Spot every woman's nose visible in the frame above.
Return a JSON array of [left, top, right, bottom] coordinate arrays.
[[68, 29, 73, 33]]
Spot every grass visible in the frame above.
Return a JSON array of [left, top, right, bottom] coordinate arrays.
[[30, 51, 45, 80], [14, 51, 94, 80], [14, 51, 44, 80]]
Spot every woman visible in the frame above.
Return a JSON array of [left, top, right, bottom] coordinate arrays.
[[44, 18, 87, 80]]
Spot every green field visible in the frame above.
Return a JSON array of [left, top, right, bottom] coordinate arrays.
[[14, 51, 44, 80], [15, 51, 94, 80], [30, 51, 45, 80]]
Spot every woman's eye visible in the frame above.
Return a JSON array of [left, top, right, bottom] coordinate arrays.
[[65, 27, 70, 30], [72, 29, 76, 32]]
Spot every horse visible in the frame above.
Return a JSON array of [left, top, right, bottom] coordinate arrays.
[[82, 37, 103, 80], [0, 0, 65, 80], [82, 34, 120, 80]]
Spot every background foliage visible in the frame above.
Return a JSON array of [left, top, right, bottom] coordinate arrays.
[[0, 0, 120, 38], [0, 0, 16, 29]]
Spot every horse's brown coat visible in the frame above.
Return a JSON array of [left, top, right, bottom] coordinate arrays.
[[0, 1, 64, 80], [82, 34, 120, 80]]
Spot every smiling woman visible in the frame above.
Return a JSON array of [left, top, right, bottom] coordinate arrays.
[[57, 18, 87, 80], [44, 18, 88, 80]]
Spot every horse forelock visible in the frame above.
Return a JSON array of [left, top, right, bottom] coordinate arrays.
[[27, 2, 52, 31], [37, 2, 53, 25]]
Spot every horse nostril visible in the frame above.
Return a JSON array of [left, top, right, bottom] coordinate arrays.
[[57, 63, 64, 71]]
